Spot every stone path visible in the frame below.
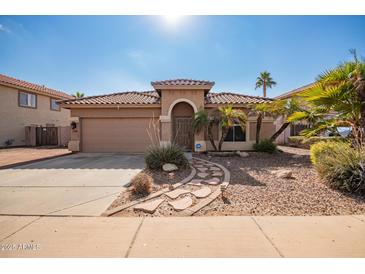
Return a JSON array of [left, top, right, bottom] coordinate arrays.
[[108, 157, 230, 216], [134, 198, 165, 214], [169, 197, 193, 211]]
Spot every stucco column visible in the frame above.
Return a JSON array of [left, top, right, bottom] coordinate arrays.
[[160, 116, 172, 146]]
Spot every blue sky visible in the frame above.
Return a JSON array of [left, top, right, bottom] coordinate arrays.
[[0, 16, 364, 97]]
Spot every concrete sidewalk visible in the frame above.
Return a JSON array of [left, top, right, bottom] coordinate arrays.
[[0, 215, 364, 257]]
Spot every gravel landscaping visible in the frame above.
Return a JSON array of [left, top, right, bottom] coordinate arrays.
[[194, 150, 365, 216], [107, 167, 192, 211]]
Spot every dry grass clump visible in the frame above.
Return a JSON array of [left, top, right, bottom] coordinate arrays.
[[131, 173, 153, 196]]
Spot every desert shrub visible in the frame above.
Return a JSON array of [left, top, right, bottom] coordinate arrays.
[[288, 136, 346, 149], [131, 172, 153, 196], [311, 142, 365, 193], [253, 139, 277, 153], [310, 141, 350, 165], [145, 143, 189, 170]]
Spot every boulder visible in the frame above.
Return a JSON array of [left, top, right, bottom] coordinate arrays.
[[162, 163, 178, 172], [272, 169, 293, 179], [236, 151, 249, 157]]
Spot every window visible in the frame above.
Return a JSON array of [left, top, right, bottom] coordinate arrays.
[[50, 98, 60, 111], [224, 125, 246, 142], [19, 91, 36, 108]]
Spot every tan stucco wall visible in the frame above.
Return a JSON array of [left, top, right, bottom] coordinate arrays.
[[160, 89, 205, 116], [0, 84, 71, 147], [249, 121, 276, 141]]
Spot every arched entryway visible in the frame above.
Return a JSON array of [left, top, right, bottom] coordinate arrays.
[[171, 102, 194, 151]]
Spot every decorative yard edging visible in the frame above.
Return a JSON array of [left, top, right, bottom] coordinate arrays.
[[179, 157, 231, 216], [102, 165, 197, 216]]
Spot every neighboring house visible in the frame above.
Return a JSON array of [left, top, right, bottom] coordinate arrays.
[[0, 74, 74, 147], [274, 83, 315, 144], [60, 79, 275, 153]]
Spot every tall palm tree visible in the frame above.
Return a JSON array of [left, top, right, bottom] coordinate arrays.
[[254, 71, 277, 143], [255, 71, 277, 98], [73, 91, 85, 98]]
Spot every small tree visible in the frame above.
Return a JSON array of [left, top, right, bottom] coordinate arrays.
[[257, 98, 302, 142], [192, 109, 218, 151], [192, 105, 247, 151], [217, 105, 247, 151]]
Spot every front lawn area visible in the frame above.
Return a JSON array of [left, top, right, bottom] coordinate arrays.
[[194, 149, 365, 216]]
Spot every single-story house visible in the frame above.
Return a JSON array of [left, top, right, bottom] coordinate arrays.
[[60, 79, 277, 153], [0, 73, 74, 147]]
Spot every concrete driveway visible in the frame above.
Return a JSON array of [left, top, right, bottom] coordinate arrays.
[[0, 153, 145, 216]]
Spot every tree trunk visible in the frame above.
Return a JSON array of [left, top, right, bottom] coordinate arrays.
[[207, 124, 218, 151], [218, 127, 229, 151], [256, 113, 263, 144], [270, 122, 290, 142], [263, 81, 267, 98], [358, 89, 365, 146]]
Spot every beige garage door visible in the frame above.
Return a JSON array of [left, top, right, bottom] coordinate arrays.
[[81, 118, 156, 153]]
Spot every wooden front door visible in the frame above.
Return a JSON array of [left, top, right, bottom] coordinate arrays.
[[36, 127, 58, 146], [173, 117, 193, 151]]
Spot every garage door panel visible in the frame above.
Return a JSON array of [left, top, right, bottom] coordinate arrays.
[[82, 118, 157, 153]]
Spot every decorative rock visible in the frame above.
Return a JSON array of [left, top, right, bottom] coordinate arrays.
[[204, 177, 221, 185], [193, 164, 204, 168], [272, 169, 293, 179], [162, 163, 178, 172], [165, 188, 190, 199], [187, 179, 203, 186], [169, 197, 193, 211], [197, 167, 208, 172], [292, 154, 302, 159], [209, 167, 221, 171], [236, 151, 249, 157], [197, 172, 209, 178], [212, 171, 223, 177], [134, 198, 165, 213], [191, 187, 212, 198]]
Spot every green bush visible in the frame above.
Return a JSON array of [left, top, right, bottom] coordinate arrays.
[[145, 143, 189, 170], [253, 139, 277, 153], [310, 141, 350, 165], [288, 136, 346, 149], [311, 141, 365, 193]]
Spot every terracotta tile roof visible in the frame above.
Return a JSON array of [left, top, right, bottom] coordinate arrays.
[[275, 83, 315, 99], [0, 73, 73, 99], [151, 79, 215, 87], [205, 92, 273, 105], [61, 91, 160, 105]]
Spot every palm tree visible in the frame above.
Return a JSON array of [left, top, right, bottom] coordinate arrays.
[[73, 91, 85, 98], [192, 109, 218, 151], [257, 98, 301, 142], [288, 50, 365, 148], [217, 105, 247, 151], [255, 71, 277, 98], [254, 71, 277, 143], [192, 105, 247, 151]]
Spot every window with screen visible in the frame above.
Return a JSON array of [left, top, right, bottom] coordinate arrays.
[[224, 125, 246, 142], [19, 91, 37, 108], [50, 98, 60, 111]]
